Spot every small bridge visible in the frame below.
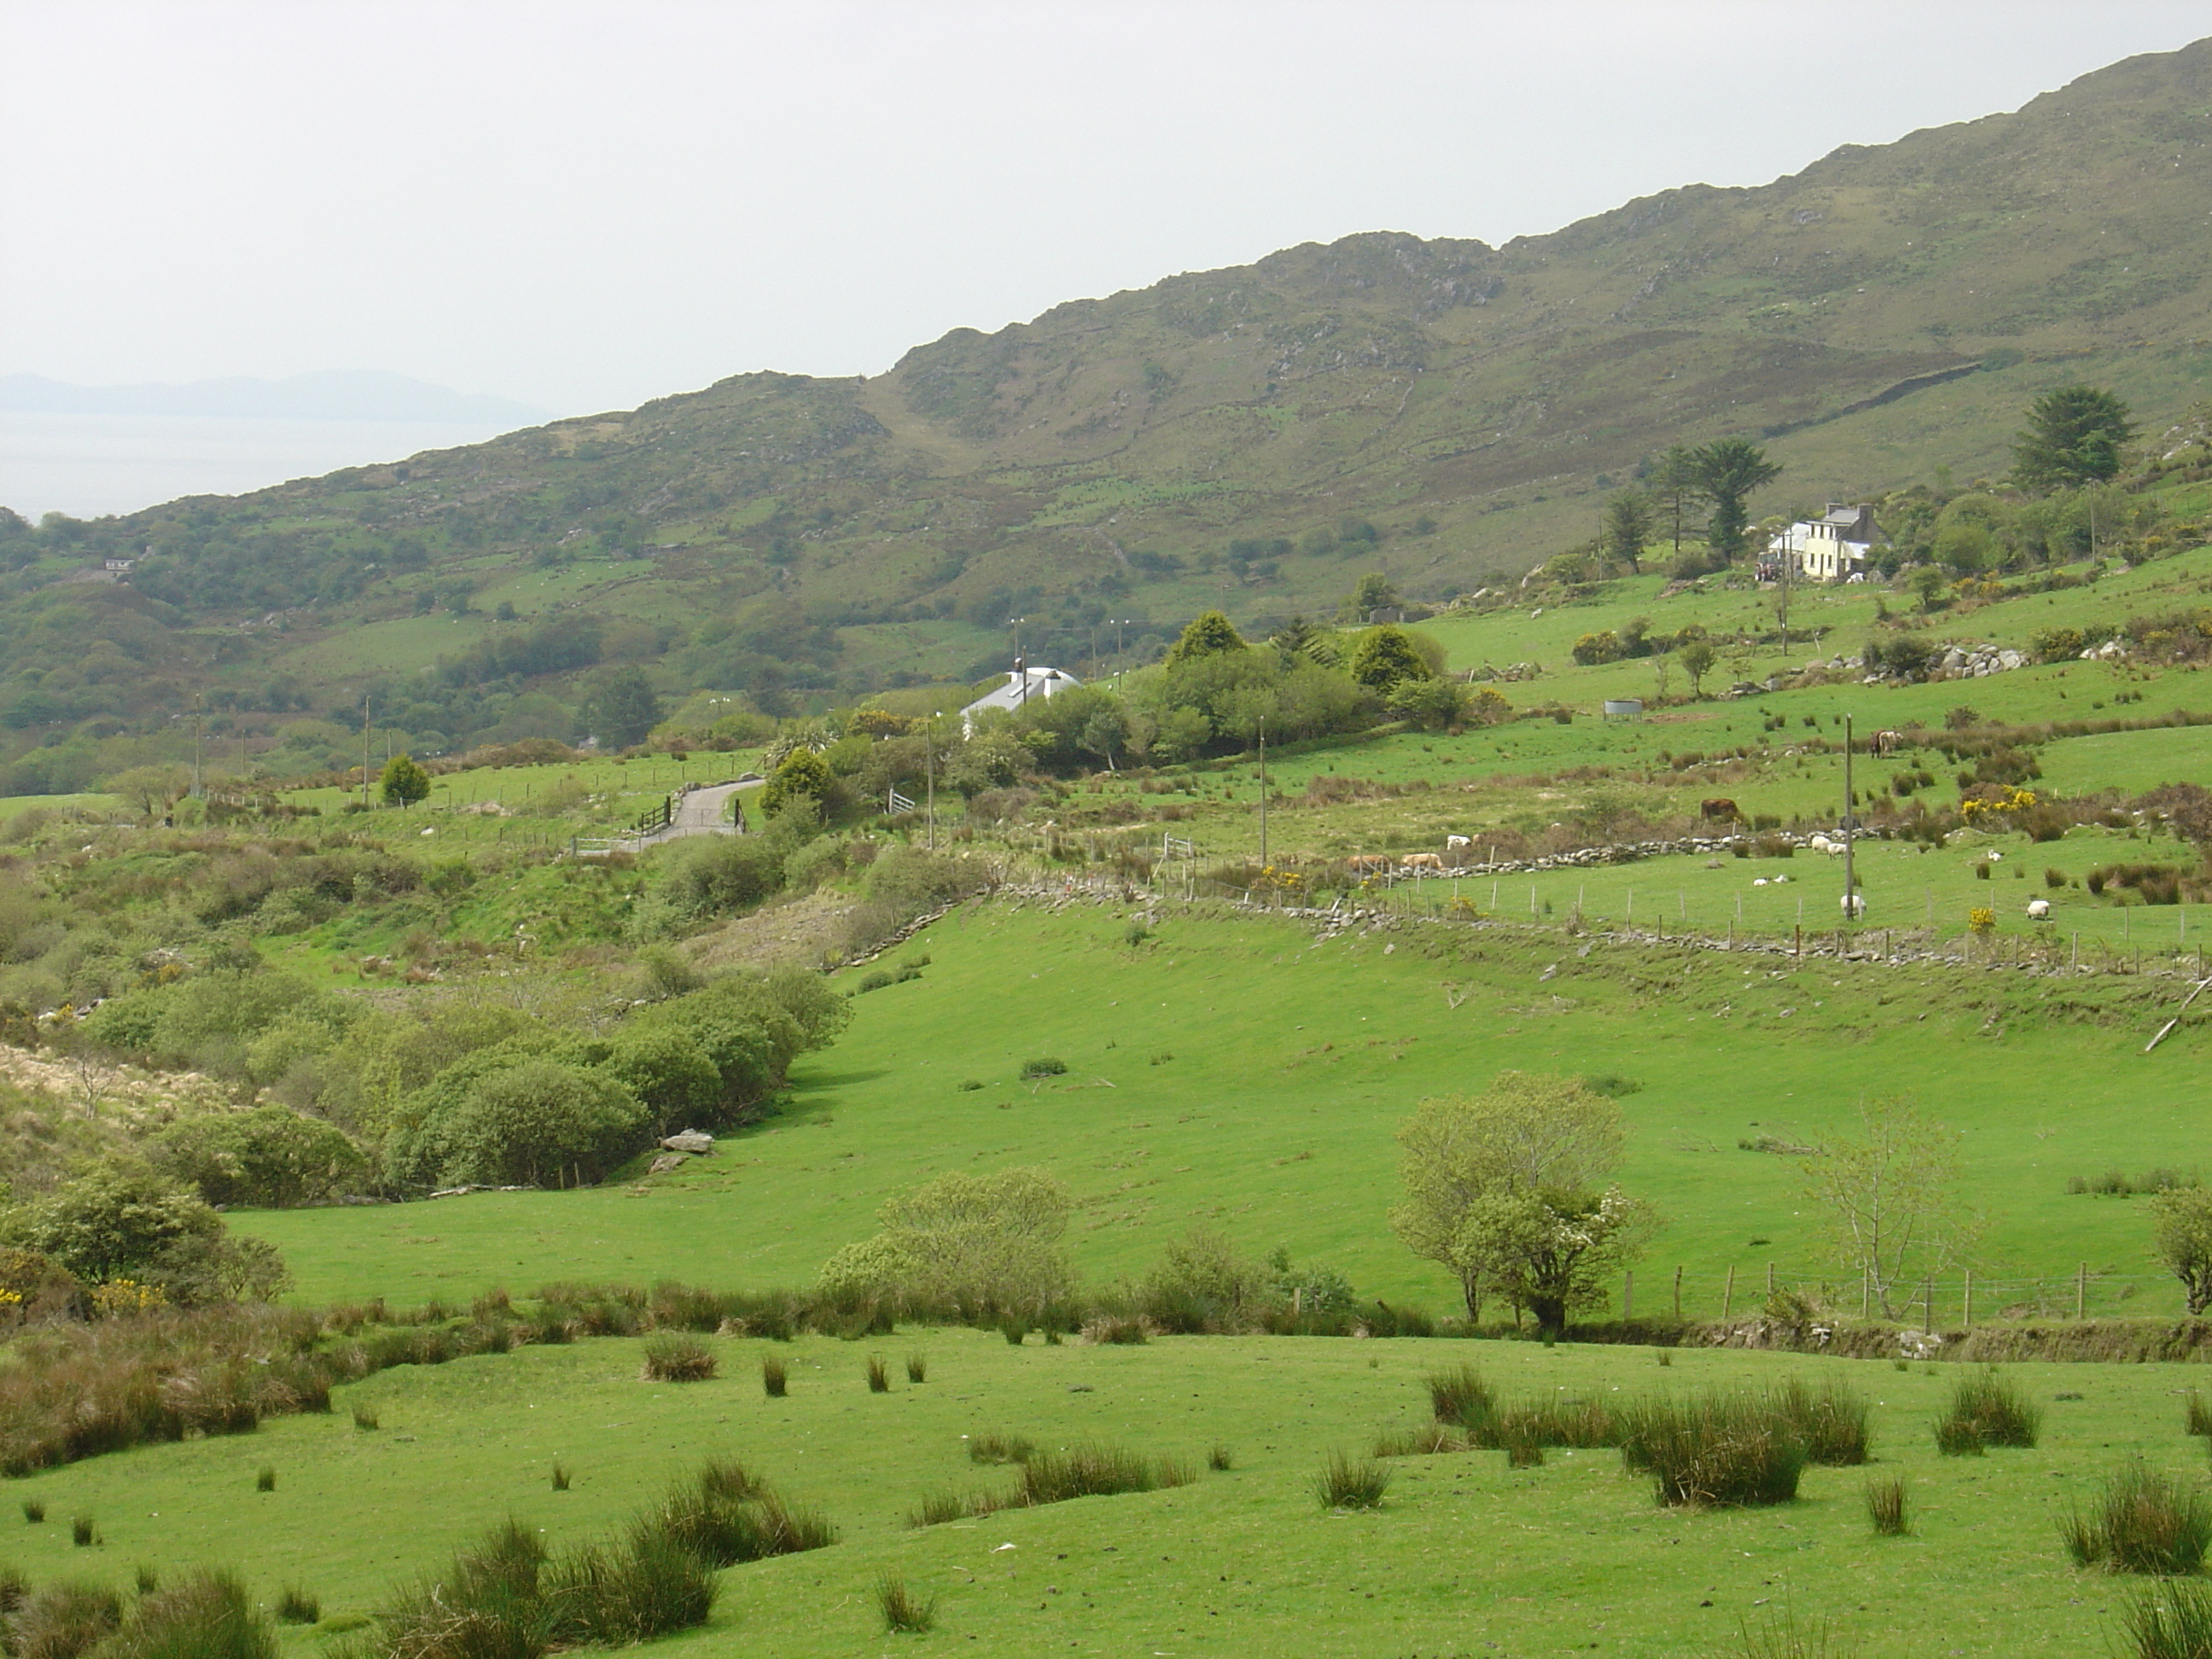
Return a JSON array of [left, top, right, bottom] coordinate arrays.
[[573, 777, 760, 859]]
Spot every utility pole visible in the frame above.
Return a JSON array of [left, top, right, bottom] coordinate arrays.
[[924, 718, 937, 854], [1009, 616, 1027, 707], [1256, 718, 1268, 869], [190, 696, 203, 799], [361, 696, 372, 811], [1842, 713, 1856, 928]]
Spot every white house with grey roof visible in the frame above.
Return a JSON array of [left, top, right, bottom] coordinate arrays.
[[960, 662, 1080, 733], [1763, 504, 1884, 584]]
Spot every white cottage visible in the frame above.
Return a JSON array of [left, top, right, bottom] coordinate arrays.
[[1764, 504, 1883, 584], [959, 662, 1080, 734]]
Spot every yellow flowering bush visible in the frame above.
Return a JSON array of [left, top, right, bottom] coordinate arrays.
[[90, 1278, 166, 1318], [1968, 906, 1997, 937]]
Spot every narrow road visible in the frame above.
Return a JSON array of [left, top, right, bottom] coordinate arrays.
[[590, 777, 762, 856]]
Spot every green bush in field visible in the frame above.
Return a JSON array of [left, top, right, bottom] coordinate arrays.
[[150, 1105, 368, 1209]]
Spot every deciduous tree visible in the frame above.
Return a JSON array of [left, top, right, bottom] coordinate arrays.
[[2151, 1186, 2212, 1315], [379, 753, 430, 807], [1799, 1097, 1982, 1318]]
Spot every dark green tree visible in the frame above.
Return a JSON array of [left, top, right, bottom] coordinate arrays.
[[1600, 491, 1654, 573], [379, 753, 431, 807], [1646, 445, 1706, 561], [589, 667, 664, 749], [2012, 385, 2134, 492], [1348, 626, 1434, 695], [1162, 609, 1247, 667], [1690, 438, 1783, 562], [1679, 640, 1719, 698]]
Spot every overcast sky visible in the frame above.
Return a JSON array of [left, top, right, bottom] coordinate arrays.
[[4, 1, 2206, 421]]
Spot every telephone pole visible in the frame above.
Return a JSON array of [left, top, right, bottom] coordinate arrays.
[[1256, 718, 1269, 869], [361, 696, 372, 810]]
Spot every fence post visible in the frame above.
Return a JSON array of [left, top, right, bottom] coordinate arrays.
[[1767, 1262, 1776, 1300], [1963, 1269, 1973, 1331], [1722, 1266, 1735, 1322], [1924, 1278, 1934, 1335], [1623, 1270, 1633, 1324], [1674, 1265, 1683, 1322], [2077, 1262, 2087, 1320], [1861, 1272, 1870, 1318]]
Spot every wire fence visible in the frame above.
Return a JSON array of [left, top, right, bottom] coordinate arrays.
[[1617, 1264, 2185, 1330]]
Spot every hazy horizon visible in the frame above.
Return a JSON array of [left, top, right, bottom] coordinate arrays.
[[7, 2, 2207, 422]]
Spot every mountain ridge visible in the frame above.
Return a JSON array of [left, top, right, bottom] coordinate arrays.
[[0, 34, 2207, 782]]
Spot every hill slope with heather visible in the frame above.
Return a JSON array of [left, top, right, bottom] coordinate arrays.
[[3, 37, 2210, 771]]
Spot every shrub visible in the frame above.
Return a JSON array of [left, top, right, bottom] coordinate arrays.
[[1020, 1058, 1068, 1080], [1621, 1394, 1808, 1507], [865, 1355, 889, 1394], [1086, 1315, 1149, 1345], [637, 1465, 834, 1568], [1015, 1444, 1191, 1506], [1774, 1377, 1871, 1465], [1208, 1444, 1233, 1472], [905, 1353, 927, 1384], [969, 1434, 1035, 1466], [876, 1575, 937, 1635], [642, 1335, 716, 1382], [1425, 1365, 1495, 1430], [2189, 1394, 2212, 1438], [761, 1357, 788, 1398], [9, 1583, 124, 1659], [1313, 1450, 1392, 1511], [1938, 1370, 2040, 1451], [21, 1499, 42, 1523], [70, 1516, 95, 1547], [2064, 1464, 2212, 1575], [352, 1406, 380, 1431], [254, 1466, 275, 1493], [2122, 1579, 2212, 1659], [1866, 1476, 1909, 1537]]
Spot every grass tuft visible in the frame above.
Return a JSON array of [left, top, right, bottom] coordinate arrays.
[[133, 1568, 157, 1597], [2188, 1392, 2212, 1438], [2064, 1464, 2212, 1575], [548, 1530, 717, 1645], [1424, 1365, 1495, 1430], [1207, 1443, 1233, 1472], [1866, 1476, 1910, 1536], [761, 1357, 789, 1398], [1373, 1423, 1464, 1458], [969, 1434, 1035, 1466], [905, 1353, 927, 1384], [70, 1515, 95, 1547], [876, 1575, 937, 1635], [1937, 1369, 2040, 1453], [10, 1582, 123, 1659], [1313, 1450, 1392, 1511], [640, 1334, 716, 1382], [551, 1462, 571, 1492], [1013, 1444, 1193, 1507], [274, 1587, 320, 1627], [905, 1490, 968, 1529], [1621, 1394, 1807, 1508], [1774, 1377, 1871, 1465], [866, 1355, 890, 1394], [255, 1466, 275, 1493], [352, 1406, 380, 1432], [21, 1499, 42, 1524], [1733, 1606, 1860, 1657], [2122, 1578, 2212, 1659], [106, 1569, 276, 1659]]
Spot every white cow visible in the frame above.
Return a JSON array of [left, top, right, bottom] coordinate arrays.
[[1446, 835, 1472, 850]]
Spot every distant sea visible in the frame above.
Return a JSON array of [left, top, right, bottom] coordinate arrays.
[[0, 411, 523, 521]]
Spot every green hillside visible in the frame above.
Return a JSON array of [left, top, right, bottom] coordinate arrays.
[[3, 38, 2211, 779]]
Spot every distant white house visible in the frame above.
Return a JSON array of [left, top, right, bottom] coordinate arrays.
[[1763, 504, 1883, 584], [961, 663, 1080, 733]]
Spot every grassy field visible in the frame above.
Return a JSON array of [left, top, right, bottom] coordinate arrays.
[[236, 897, 2209, 1318], [9, 1326, 2209, 1657]]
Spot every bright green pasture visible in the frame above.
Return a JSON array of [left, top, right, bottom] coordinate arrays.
[[9, 1330, 2207, 1657], [236, 899, 2210, 1317]]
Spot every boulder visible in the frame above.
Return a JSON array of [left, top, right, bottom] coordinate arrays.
[[649, 1153, 688, 1175], [661, 1130, 714, 1155]]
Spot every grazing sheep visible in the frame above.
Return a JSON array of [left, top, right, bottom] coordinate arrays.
[[2027, 898, 2052, 920], [1841, 894, 1866, 919]]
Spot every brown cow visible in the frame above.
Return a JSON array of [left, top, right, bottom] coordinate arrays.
[[1871, 729, 1906, 758], [1347, 855, 1391, 874], [1400, 853, 1445, 870], [1700, 797, 1743, 824]]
